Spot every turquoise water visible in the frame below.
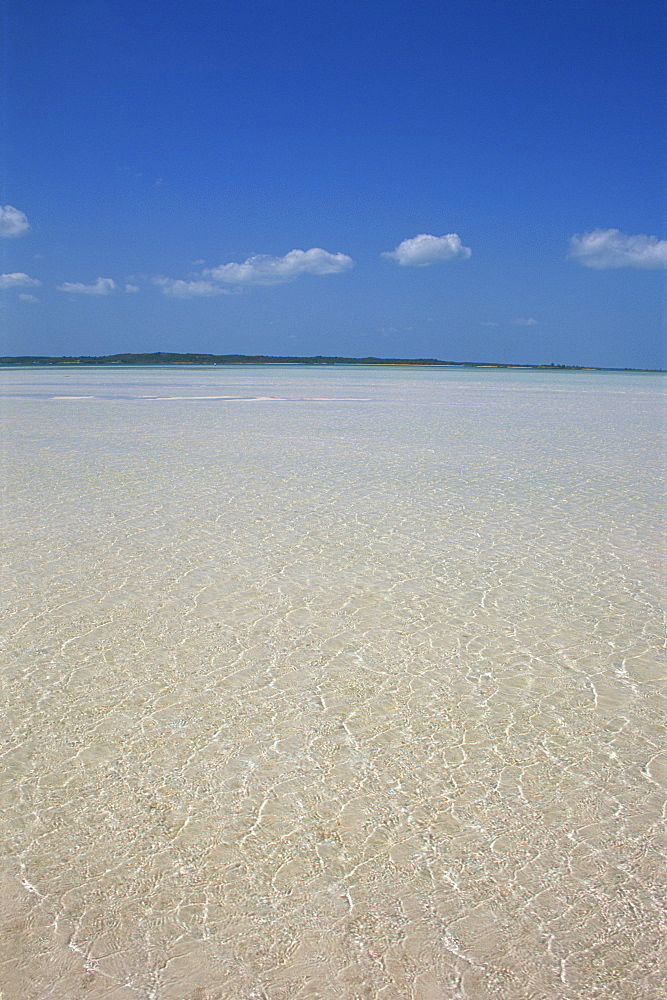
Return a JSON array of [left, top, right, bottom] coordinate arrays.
[[1, 366, 665, 999]]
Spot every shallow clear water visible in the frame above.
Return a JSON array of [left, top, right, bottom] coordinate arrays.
[[1, 366, 665, 999]]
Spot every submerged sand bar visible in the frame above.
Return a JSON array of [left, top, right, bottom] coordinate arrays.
[[1, 365, 665, 999]]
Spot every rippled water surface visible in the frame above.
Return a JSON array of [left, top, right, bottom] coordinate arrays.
[[1, 366, 665, 999]]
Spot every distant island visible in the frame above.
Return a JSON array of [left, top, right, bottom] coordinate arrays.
[[0, 352, 661, 371]]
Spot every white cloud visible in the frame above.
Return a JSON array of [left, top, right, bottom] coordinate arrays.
[[153, 277, 230, 298], [124, 283, 140, 293], [57, 277, 118, 295], [205, 247, 354, 285], [0, 205, 30, 238], [18, 293, 38, 302], [568, 229, 667, 269], [0, 272, 41, 289], [382, 233, 471, 266], [512, 317, 538, 326]]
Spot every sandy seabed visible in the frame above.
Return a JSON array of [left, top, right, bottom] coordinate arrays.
[[1, 366, 665, 999]]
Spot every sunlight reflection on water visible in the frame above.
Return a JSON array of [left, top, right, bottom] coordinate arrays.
[[1, 366, 665, 999]]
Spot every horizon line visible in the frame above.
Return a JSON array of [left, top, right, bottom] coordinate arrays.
[[0, 352, 664, 373]]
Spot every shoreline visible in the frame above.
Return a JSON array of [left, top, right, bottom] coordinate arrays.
[[0, 352, 664, 373]]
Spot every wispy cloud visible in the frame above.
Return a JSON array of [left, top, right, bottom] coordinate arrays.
[[57, 277, 118, 295], [568, 229, 667, 269], [0, 272, 41, 289], [204, 247, 354, 285], [19, 293, 38, 302], [0, 205, 30, 238], [153, 277, 231, 298], [512, 317, 538, 326], [382, 233, 471, 266], [124, 283, 140, 293]]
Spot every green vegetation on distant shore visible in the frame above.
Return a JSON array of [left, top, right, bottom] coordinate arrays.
[[2, 351, 441, 366], [0, 351, 624, 369], [0, 352, 661, 371]]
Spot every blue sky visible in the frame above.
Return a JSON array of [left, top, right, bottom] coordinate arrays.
[[1, 0, 664, 367]]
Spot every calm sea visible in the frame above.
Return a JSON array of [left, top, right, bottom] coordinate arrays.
[[1, 365, 665, 1000]]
